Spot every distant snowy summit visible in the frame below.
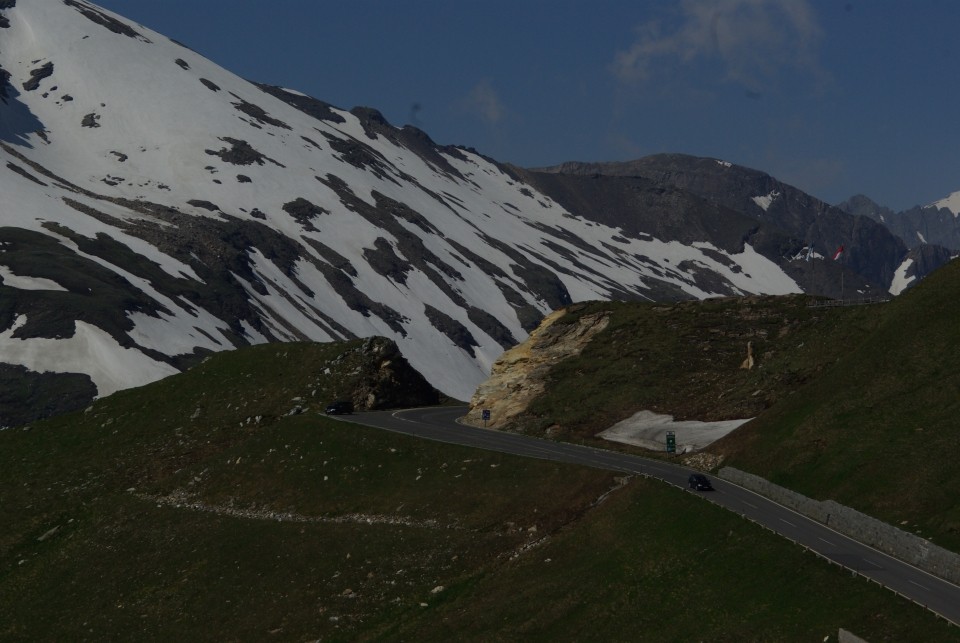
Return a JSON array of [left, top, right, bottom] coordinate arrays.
[[928, 190, 960, 216]]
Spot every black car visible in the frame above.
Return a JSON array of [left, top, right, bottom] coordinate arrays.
[[325, 400, 354, 415], [688, 473, 714, 491]]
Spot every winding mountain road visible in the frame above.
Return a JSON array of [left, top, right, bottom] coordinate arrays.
[[347, 406, 960, 627]]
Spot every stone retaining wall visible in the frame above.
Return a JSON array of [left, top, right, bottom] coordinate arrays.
[[719, 467, 960, 586]]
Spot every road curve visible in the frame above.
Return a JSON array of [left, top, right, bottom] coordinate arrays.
[[345, 406, 960, 626]]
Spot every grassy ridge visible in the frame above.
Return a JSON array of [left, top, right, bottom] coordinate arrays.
[[511, 295, 881, 442], [2, 338, 957, 639], [499, 257, 960, 552], [716, 258, 960, 550]]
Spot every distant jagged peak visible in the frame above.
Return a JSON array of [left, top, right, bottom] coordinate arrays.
[[836, 194, 896, 220]]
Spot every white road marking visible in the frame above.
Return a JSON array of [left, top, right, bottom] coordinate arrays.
[[818, 537, 835, 546], [909, 580, 930, 591], [743, 501, 758, 509], [779, 518, 797, 527]]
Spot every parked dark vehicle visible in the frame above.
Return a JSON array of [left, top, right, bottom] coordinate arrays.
[[688, 473, 714, 491], [325, 400, 354, 415]]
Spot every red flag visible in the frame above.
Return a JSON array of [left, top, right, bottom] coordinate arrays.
[[832, 245, 844, 261]]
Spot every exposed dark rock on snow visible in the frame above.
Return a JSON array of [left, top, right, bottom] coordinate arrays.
[[0, 1, 11, 28], [445, 239, 545, 333], [199, 78, 221, 92], [81, 112, 100, 128], [424, 304, 479, 357], [6, 162, 47, 186], [22, 62, 54, 91], [63, 0, 151, 42], [321, 129, 395, 180], [349, 106, 466, 181], [174, 58, 190, 70], [302, 238, 356, 277], [230, 93, 291, 130], [0, 66, 10, 99], [255, 83, 345, 124], [301, 136, 322, 151], [364, 237, 411, 285], [0, 225, 162, 344], [204, 137, 283, 167], [479, 233, 573, 311], [282, 197, 328, 230], [187, 199, 220, 212], [465, 306, 518, 350]]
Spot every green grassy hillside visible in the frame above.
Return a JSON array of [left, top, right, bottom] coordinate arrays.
[[714, 258, 960, 551], [495, 258, 960, 553], [509, 294, 882, 441], [2, 339, 955, 640]]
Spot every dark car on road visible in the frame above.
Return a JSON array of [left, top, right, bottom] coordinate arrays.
[[325, 400, 354, 415], [688, 473, 714, 491]]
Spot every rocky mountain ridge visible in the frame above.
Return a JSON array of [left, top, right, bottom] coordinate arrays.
[[839, 193, 960, 253], [534, 156, 953, 297]]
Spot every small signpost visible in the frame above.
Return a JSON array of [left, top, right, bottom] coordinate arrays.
[[481, 409, 491, 427], [666, 431, 676, 454]]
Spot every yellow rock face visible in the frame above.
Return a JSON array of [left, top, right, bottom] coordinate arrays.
[[465, 307, 610, 430]]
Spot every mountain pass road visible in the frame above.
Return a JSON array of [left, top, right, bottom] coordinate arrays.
[[343, 406, 960, 626]]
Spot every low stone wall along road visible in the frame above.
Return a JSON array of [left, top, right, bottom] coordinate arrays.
[[343, 406, 960, 627]]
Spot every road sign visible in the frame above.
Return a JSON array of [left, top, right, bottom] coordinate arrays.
[[666, 431, 676, 453], [481, 409, 491, 427]]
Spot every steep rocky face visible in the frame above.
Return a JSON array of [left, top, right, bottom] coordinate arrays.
[[464, 306, 610, 429], [535, 155, 942, 297], [840, 194, 960, 252]]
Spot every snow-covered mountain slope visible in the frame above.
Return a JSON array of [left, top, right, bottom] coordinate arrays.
[[0, 1, 806, 424], [929, 191, 960, 216]]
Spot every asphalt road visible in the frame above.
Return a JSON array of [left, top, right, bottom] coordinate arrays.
[[346, 405, 960, 627]]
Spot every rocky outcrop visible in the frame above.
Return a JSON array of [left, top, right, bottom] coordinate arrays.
[[349, 336, 441, 410], [464, 306, 609, 429]]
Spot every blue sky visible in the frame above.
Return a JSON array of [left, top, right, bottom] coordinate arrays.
[[94, 0, 960, 211]]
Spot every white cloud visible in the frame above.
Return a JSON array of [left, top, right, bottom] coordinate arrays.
[[463, 79, 505, 125], [613, 0, 823, 92]]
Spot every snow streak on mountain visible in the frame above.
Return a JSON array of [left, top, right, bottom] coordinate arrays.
[[0, 1, 804, 419]]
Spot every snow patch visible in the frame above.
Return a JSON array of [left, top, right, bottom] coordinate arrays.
[[0, 265, 68, 291], [751, 191, 780, 211], [597, 410, 752, 452], [715, 160, 732, 168], [889, 258, 915, 296], [0, 316, 178, 397]]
